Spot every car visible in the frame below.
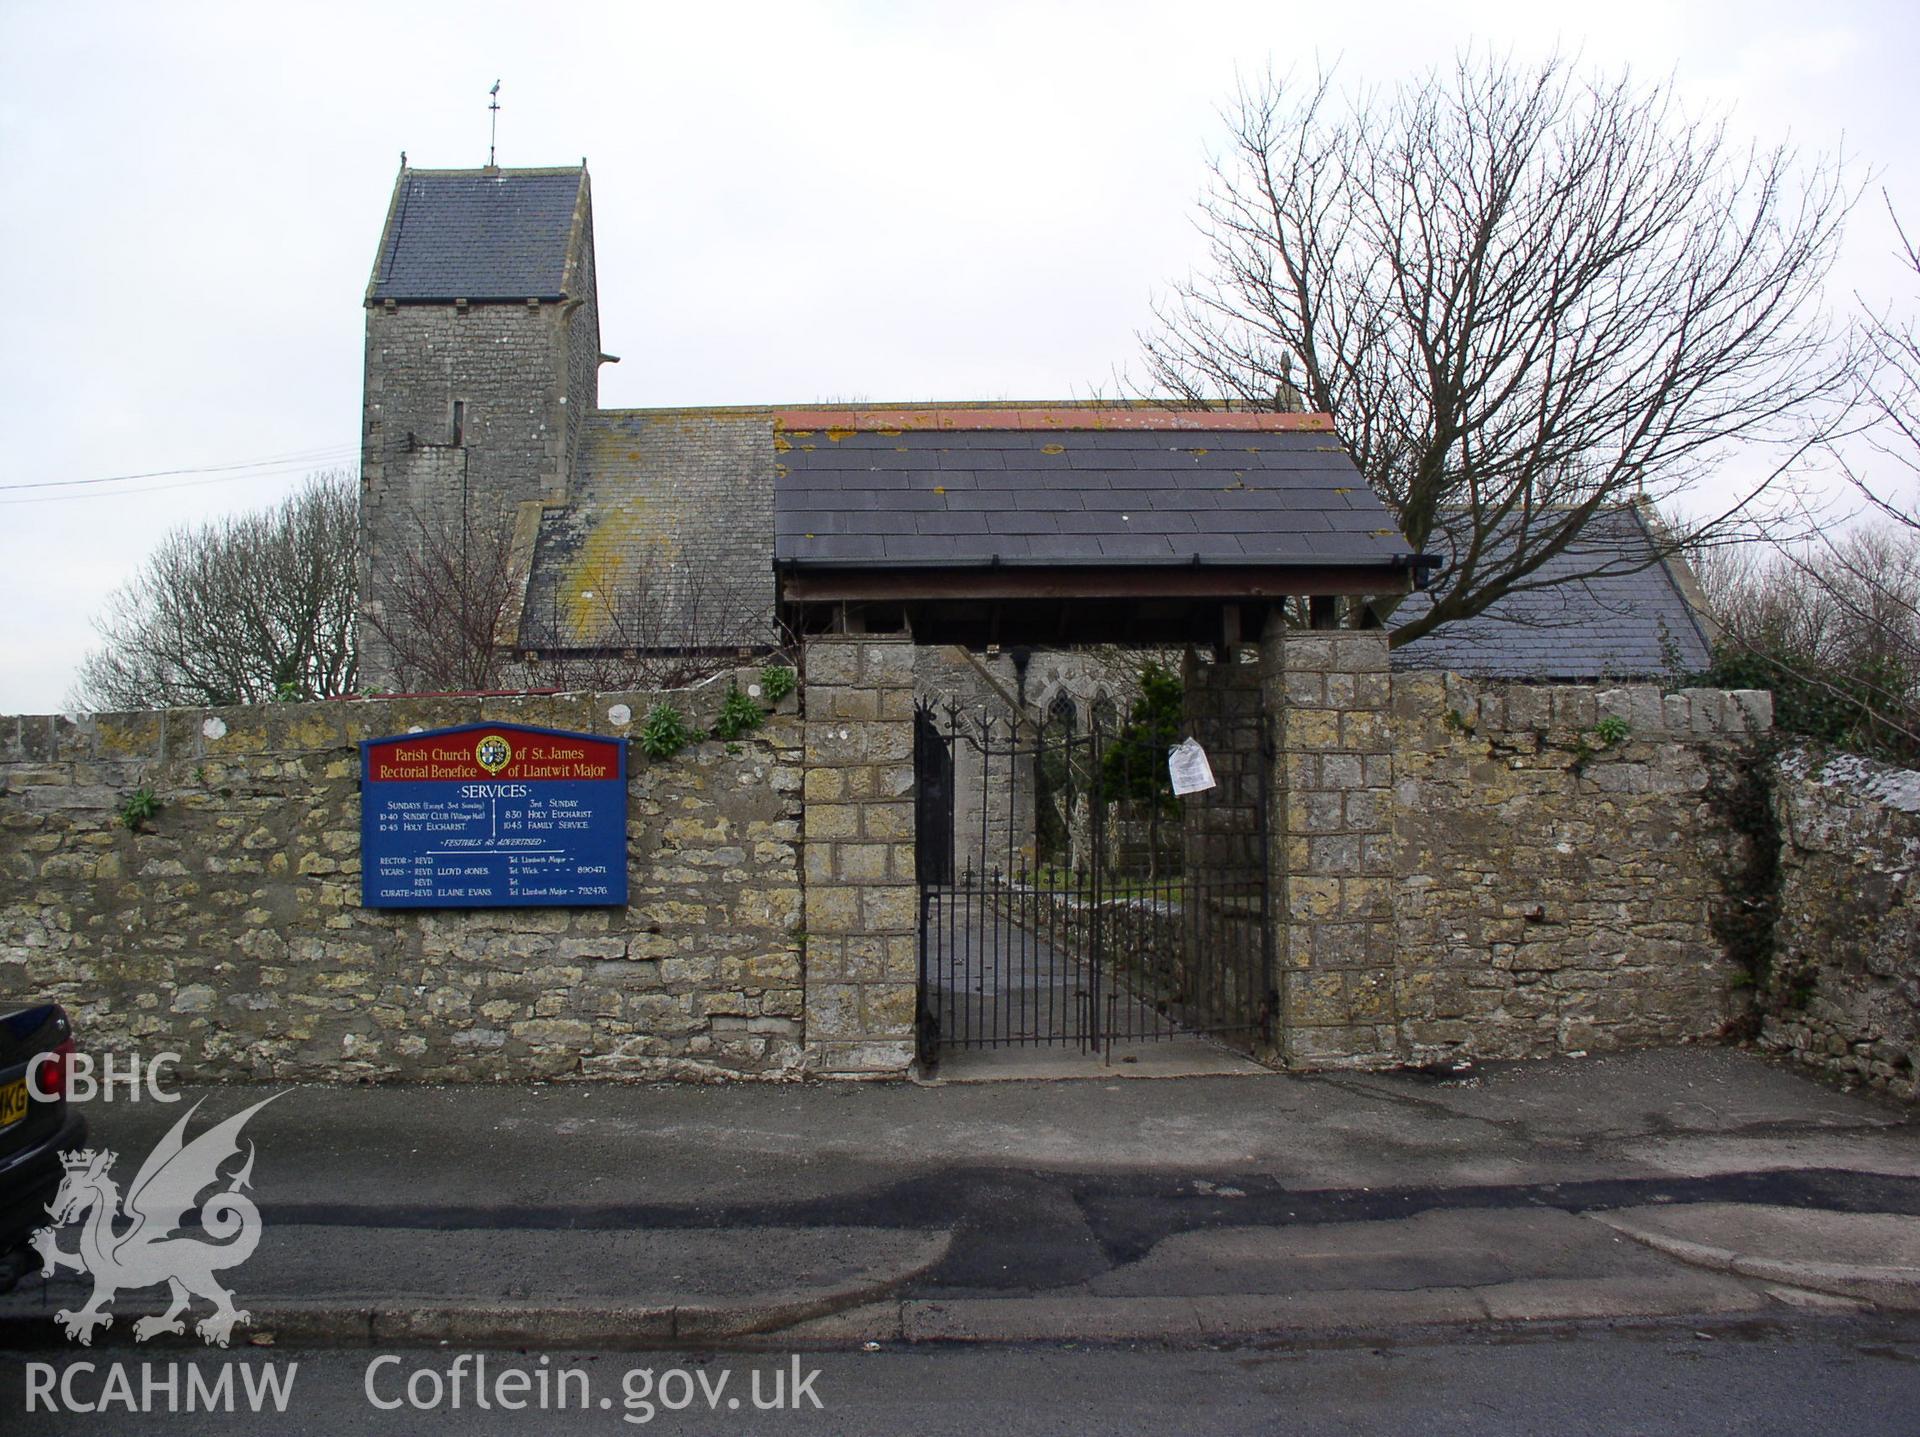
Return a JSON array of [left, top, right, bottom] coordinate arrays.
[[0, 1002, 86, 1291]]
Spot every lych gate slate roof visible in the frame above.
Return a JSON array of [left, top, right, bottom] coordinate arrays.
[[772, 410, 1417, 573], [369, 167, 586, 302], [1388, 506, 1715, 679]]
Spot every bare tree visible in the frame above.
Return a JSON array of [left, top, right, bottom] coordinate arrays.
[[1141, 55, 1856, 645], [1841, 197, 1920, 534], [73, 471, 359, 710], [1688, 197, 1920, 763], [360, 501, 525, 694], [1694, 526, 1920, 761], [365, 504, 780, 695]]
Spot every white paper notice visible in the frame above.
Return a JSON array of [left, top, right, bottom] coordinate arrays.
[[1168, 737, 1216, 796]]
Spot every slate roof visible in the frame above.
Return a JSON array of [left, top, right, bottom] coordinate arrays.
[[369, 167, 586, 302], [772, 410, 1417, 573], [1388, 506, 1715, 679], [518, 409, 777, 650]]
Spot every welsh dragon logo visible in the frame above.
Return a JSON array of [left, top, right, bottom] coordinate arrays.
[[31, 1094, 282, 1347]]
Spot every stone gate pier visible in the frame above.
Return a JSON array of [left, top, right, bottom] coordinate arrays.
[[799, 636, 920, 1075]]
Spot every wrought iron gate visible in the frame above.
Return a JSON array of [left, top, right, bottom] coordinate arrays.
[[914, 698, 1273, 1062]]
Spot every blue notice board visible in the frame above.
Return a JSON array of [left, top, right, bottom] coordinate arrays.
[[359, 722, 628, 908]]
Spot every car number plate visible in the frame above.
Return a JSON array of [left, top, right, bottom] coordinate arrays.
[[0, 1078, 25, 1129]]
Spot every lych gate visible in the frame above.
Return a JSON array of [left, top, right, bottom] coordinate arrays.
[[911, 696, 1273, 1060], [774, 406, 1427, 1075]]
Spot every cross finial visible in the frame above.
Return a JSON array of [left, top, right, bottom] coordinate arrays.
[[488, 80, 502, 168]]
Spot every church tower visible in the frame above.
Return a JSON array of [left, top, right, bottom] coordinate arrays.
[[357, 160, 601, 688]]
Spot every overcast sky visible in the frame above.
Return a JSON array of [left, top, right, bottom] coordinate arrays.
[[1, 0, 1915, 713]]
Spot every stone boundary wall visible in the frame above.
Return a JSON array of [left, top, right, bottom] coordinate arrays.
[[1391, 674, 1774, 1062], [0, 671, 804, 1083], [1762, 749, 1920, 1101], [11, 634, 1881, 1087]]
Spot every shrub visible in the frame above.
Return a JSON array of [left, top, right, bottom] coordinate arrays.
[[712, 683, 765, 741], [760, 664, 797, 703], [637, 703, 695, 759], [117, 786, 162, 832]]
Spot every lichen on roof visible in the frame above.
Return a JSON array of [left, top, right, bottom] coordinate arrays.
[[519, 410, 776, 652]]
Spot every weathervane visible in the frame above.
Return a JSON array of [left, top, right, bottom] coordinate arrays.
[[488, 80, 501, 167]]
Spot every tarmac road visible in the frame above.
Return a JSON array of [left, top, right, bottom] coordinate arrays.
[[4, 1048, 1917, 1356]]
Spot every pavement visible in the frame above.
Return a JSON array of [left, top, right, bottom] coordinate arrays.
[[931, 1034, 1270, 1081], [3, 1046, 1917, 1349]]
